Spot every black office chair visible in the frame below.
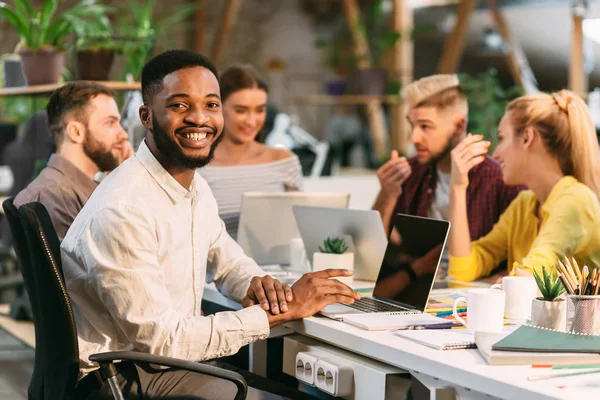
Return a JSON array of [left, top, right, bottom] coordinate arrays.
[[17, 201, 248, 400], [2, 197, 43, 399]]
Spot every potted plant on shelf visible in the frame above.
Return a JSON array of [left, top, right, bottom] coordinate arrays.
[[72, 2, 117, 81], [0, 0, 111, 85], [313, 237, 354, 285], [531, 266, 566, 330], [115, 0, 197, 81], [314, 33, 354, 96]]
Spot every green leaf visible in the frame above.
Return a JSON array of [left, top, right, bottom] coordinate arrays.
[[14, 0, 34, 19], [533, 268, 548, 299], [0, 3, 30, 41], [39, 0, 57, 29]]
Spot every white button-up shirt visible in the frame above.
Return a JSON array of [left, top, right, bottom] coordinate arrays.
[[61, 140, 269, 373]]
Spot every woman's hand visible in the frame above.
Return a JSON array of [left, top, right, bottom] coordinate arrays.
[[450, 134, 490, 189]]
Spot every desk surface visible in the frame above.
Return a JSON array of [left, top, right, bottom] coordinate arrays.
[[203, 282, 599, 400], [287, 316, 600, 400]]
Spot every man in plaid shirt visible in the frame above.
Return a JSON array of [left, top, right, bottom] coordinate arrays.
[[373, 74, 522, 279]]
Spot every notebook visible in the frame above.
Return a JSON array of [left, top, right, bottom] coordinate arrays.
[[342, 313, 449, 331], [394, 329, 476, 350], [492, 325, 600, 353], [475, 331, 600, 366]]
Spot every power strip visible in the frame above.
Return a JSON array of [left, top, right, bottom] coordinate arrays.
[[284, 334, 409, 399]]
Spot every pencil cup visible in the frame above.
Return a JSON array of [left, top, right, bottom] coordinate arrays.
[[566, 295, 600, 335]]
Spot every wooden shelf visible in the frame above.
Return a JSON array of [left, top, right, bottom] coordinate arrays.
[[287, 94, 402, 105], [0, 81, 141, 96]]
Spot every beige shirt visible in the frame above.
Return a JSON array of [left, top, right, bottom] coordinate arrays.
[[14, 154, 98, 241], [61, 140, 270, 374]]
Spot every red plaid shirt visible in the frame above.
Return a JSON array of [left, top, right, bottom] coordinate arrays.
[[393, 156, 523, 240]]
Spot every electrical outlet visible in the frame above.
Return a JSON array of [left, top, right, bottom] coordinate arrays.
[[315, 358, 353, 397], [295, 352, 317, 386]]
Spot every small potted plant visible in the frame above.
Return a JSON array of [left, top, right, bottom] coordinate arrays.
[[531, 266, 566, 330], [313, 237, 354, 285]]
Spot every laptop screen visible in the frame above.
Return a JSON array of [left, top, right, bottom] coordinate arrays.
[[372, 214, 450, 311]]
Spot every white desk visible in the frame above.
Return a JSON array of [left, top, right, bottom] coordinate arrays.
[[203, 283, 600, 400], [287, 316, 600, 400]]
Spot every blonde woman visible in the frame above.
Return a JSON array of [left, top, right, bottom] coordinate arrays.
[[448, 90, 600, 281]]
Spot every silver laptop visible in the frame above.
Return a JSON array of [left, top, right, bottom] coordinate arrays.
[[237, 192, 350, 265], [321, 214, 450, 320], [292, 205, 388, 281]]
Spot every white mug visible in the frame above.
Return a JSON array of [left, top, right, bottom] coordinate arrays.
[[452, 288, 506, 334], [491, 276, 537, 320]]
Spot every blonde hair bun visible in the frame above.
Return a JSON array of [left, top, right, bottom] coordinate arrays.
[[402, 74, 461, 107], [552, 90, 573, 113]]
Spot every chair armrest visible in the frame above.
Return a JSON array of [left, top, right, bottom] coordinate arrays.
[[89, 351, 247, 400]]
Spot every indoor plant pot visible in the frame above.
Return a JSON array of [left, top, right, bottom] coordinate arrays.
[[531, 297, 566, 330], [357, 68, 387, 96], [530, 265, 567, 330], [313, 252, 354, 285], [17, 47, 65, 85], [324, 78, 348, 96], [77, 49, 115, 81]]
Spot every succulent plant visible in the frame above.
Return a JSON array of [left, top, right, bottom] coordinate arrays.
[[318, 237, 348, 255], [533, 265, 566, 301]]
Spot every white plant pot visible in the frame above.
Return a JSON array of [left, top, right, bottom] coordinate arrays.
[[312, 252, 354, 285], [531, 298, 566, 331]]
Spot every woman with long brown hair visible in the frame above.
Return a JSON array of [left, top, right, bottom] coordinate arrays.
[[199, 65, 302, 240]]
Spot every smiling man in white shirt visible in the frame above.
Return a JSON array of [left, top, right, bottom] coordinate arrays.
[[60, 50, 360, 399]]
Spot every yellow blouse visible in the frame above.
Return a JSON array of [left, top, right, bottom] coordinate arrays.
[[449, 176, 600, 282]]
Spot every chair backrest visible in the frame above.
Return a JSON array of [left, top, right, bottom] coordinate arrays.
[[2, 198, 44, 400], [18, 202, 79, 400]]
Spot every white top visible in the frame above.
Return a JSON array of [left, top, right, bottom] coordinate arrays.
[[61, 140, 270, 374], [428, 170, 451, 271], [428, 169, 451, 220], [199, 156, 303, 239]]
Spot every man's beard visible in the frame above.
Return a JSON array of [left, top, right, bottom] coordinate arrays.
[[429, 138, 453, 166], [151, 114, 223, 169], [83, 127, 120, 172]]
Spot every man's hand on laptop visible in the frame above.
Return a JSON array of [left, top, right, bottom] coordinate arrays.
[[263, 269, 361, 327], [242, 275, 294, 315]]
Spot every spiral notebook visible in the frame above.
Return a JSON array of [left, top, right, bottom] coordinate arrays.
[[476, 327, 600, 366], [394, 329, 476, 350], [492, 324, 600, 353]]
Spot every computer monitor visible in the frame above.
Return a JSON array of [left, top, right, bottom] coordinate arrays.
[[292, 205, 387, 281], [237, 192, 350, 265]]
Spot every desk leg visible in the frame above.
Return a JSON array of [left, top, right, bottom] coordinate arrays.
[[411, 372, 455, 400], [248, 339, 268, 377]]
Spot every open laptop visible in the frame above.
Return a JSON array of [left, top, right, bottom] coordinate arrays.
[[320, 214, 450, 322], [237, 192, 349, 265], [292, 205, 388, 281]]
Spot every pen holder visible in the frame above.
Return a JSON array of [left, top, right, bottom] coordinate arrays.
[[566, 295, 600, 335]]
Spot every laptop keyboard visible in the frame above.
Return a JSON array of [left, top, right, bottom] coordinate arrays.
[[346, 297, 409, 313]]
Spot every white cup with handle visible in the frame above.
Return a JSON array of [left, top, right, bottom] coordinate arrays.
[[452, 288, 506, 334], [491, 276, 538, 320]]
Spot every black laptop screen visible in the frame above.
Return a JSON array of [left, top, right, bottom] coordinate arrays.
[[372, 214, 450, 311]]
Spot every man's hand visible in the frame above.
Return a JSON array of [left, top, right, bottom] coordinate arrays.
[[450, 134, 490, 189], [287, 269, 361, 320], [376, 150, 411, 200], [242, 275, 293, 315]]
